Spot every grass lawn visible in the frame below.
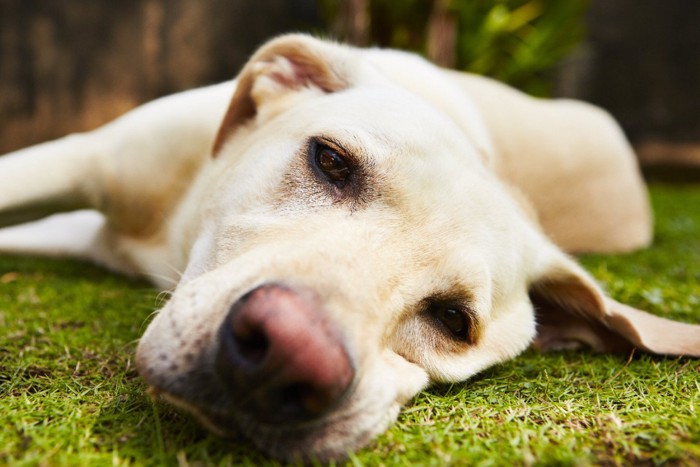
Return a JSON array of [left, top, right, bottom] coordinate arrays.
[[1, 184, 699, 466]]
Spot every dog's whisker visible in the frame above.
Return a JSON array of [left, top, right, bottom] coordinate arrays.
[[143, 271, 179, 288], [162, 261, 185, 280], [154, 290, 174, 308]]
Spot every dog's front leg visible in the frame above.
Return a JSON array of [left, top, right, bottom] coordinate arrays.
[[0, 134, 101, 228], [0, 134, 128, 270], [0, 82, 234, 231], [0, 81, 233, 279]]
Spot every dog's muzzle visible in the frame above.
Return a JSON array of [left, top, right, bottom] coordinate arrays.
[[215, 284, 355, 424]]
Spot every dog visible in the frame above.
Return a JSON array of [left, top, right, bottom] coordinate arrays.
[[1, 34, 698, 462]]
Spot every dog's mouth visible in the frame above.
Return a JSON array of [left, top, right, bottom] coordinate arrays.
[[147, 377, 391, 462], [136, 283, 392, 461]]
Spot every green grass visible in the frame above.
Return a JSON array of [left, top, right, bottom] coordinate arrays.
[[1, 184, 699, 466]]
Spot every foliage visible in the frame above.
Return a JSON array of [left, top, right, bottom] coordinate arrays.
[[1, 184, 699, 465], [451, 0, 588, 95], [319, 0, 588, 96]]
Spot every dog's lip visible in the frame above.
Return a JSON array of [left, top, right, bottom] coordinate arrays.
[[152, 374, 361, 432], [155, 386, 379, 462], [158, 390, 237, 437]]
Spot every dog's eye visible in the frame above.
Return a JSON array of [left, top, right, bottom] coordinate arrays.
[[315, 145, 351, 185], [431, 304, 473, 342]]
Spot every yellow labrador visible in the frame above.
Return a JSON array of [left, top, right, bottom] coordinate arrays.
[[0, 35, 698, 461]]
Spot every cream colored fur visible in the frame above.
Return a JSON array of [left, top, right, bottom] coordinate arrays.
[[0, 35, 697, 461]]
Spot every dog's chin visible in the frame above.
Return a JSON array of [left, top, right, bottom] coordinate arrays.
[[157, 389, 396, 462]]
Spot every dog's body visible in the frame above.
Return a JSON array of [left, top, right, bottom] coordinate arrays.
[[1, 35, 698, 461]]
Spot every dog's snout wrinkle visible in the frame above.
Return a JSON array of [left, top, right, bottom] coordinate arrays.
[[216, 284, 354, 424]]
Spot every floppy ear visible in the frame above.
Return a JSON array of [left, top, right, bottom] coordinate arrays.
[[212, 34, 350, 155], [529, 251, 700, 357]]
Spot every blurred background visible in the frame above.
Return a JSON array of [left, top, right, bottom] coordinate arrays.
[[1, 0, 698, 178]]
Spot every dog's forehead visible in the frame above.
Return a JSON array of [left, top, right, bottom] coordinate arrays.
[[290, 85, 486, 168], [304, 88, 509, 208]]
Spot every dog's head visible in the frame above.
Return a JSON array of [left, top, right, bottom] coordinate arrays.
[[135, 35, 700, 461]]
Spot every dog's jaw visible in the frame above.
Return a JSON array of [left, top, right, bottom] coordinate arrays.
[[156, 385, 404, 462], [138, 335, 424, 463]]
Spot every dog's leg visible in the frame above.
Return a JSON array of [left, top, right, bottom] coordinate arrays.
[[0, 134, 101, 228], [0, 82, 234, 279], [0, 135, 134, 271], [1, 81, 234, 230], [6, 82, 234, 226], [0, 210, 148, 276], [0, 210, 103, 255], [0, 139, 140, 273]]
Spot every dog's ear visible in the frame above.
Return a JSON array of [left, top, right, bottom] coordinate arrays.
[[212, 35, 350, 155], [528, 250, 700, 357]]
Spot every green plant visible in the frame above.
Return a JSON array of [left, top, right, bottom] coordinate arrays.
[[452, 0, 588, 95], [319, 0, 588, 96]]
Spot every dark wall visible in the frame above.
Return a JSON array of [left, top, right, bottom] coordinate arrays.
[[4, 0, 699, 170], [557, 0, 700, 146], [0, 0, 320, 153]]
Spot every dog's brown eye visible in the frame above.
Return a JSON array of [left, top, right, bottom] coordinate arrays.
[[315, 145, 351, 185], [432, 305, 471, 342]]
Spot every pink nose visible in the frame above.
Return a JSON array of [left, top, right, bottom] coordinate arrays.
[[216, 284, 354, 423]]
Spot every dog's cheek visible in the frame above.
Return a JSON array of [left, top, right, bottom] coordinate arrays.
[[374, 349, 430, 405], [425, 300, 537, 383], [135, 275, 234, 388]]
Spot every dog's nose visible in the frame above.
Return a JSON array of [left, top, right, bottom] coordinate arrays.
[[216, 284, 354, 423]]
